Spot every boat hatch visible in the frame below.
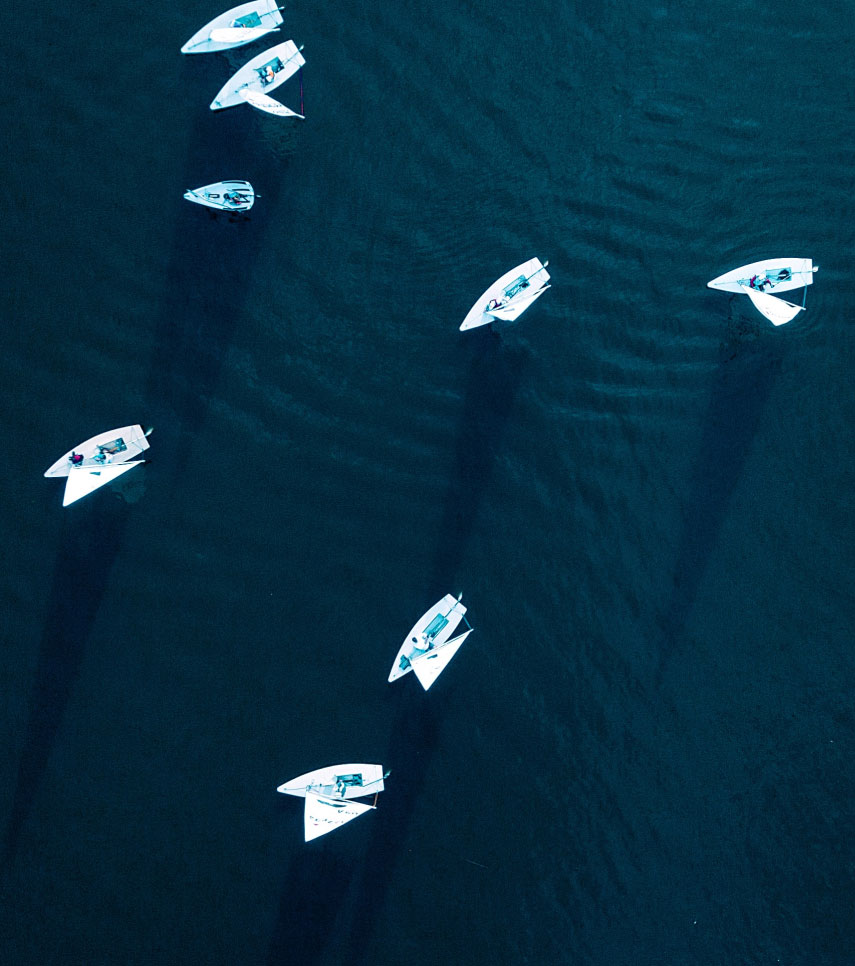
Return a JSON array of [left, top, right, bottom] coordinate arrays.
[[504, 275, 530, 299], [233, 11, 262, 27], [424, 613, 449, 640], [257, 57, 284, 84]]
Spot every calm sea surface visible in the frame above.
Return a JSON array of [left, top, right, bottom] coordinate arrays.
[[2, 0, 854, 963]]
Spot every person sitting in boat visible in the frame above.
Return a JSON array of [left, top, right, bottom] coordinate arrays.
[[69, 452, 84, 465], [749, 275, 770, 290], [487, 298, 504, 311], [259, 64, 276, 85]]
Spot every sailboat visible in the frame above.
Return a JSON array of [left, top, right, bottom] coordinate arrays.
[[388, 594, 472, 690], [707, 258, 818, 325], [181, 0, 283, 54], [210, 40, 305, 117], [44, 425, 151, 506], [277, 764, 387, 841], [460, 258, 551, 331], [184, 180, 255, 211]]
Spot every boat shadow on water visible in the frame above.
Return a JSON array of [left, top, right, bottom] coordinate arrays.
[[346, 330, 530, 964], [428, 329, 531, 583], [655, 306, 786, 683], [342, 333, 529, 964], [2, 499, 130, 871], [144, 102, 294, 488]]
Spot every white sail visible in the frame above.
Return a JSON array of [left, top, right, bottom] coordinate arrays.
[[304, 793, 374, 841], [209, 25, 278, 43], [411, 629, 472, 691], [746, 289, 805, 326], [238, 88, 304, 118], [489, 284, 551, 321], [63, 461, 143, 507]]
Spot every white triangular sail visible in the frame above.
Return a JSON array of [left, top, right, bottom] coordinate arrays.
[[304, 793, 374, 841], [238, 88, 304, 118], [411, 629, 472, 691], [63, 461, 142, 507], [746, 289, 805, 326], [209, 25, 278, 43], [489, 284, 551, 321]]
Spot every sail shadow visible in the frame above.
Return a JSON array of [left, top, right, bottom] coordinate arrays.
[[655, 320, 785, 681], [265, 824, 356, 966], [3, 498, 129, 869], [427, 330, 530, 593], [144, 107, 293, 486], [336, 335, 528, 963], [341, 697, 440, 965]]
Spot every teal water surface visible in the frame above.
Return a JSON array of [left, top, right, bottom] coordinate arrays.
[[2, 0, 854, 963]]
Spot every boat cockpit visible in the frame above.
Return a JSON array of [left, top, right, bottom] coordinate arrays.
[[742, 267, 793, 290], [232, 11, 263, 27], [422, 613, 449, 645], [257, 56, 284, 85]]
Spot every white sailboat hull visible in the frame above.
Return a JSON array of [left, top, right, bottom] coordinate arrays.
[[706, 258, 815, 295], [184, 180, 255, 211], [277, 763, 385, 799], [44, 425, 150, 478], [181, 0, 283, 54], [460, 258, 550, 331], [388, 594, 466, 683], [210, 40, 304, 111]]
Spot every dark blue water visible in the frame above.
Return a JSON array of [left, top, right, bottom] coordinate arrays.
[[2, 0, 854, 963]]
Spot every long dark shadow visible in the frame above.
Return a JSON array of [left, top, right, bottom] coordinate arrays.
[[427, 330, 530, 593], [144, 101, 294, 486], [656, 308, 785, 680], [265, 816, 357, 966], [343, 330, 529, 965], [3, 499, 129, 868]]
